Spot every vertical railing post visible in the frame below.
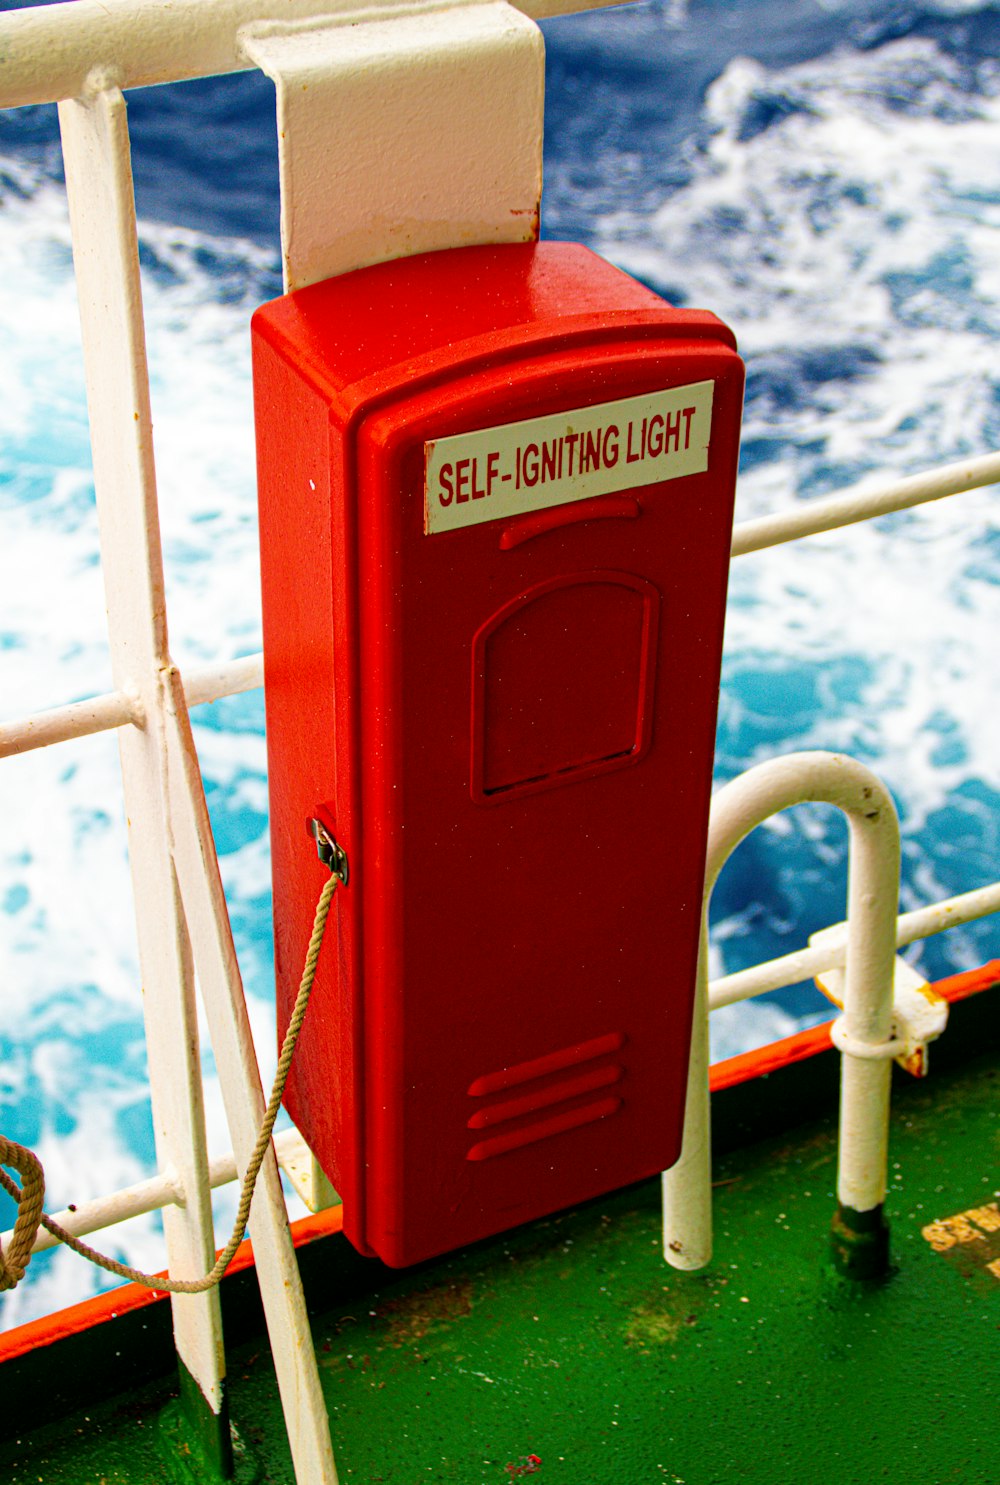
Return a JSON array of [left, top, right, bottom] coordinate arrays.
[[663, 752, 901, 1278], [828, 804, 901, 1278], [58, 83, 231, 1470], [661, 925, 711, 1268], [59, 83, 338, 1481]]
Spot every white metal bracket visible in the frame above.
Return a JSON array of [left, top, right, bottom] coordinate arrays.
[[276, 1127, 340, 1213], [811, 924, 949, 1078], [240, 1, 545, 290]]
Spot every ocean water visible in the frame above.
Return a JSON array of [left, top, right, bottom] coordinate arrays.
[[1, 0, 998, 1323]]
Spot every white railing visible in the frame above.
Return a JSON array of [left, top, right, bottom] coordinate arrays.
[[5, 449, 1000, 762], [710, 876, 1000, 1010], [0, 1, 998, 1482], [10, 1125, 322, 1260], [664, 753, 904, 1278], [730, 450, 1000, 556], [0, 0, 623, 106]]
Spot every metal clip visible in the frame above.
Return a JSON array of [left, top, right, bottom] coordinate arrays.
[[308, 817, 349, 886], [810, 924, 947, 1078]]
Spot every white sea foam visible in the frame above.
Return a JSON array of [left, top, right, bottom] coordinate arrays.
[[596, 34, 1000, 1020], [0, 168, 281, 1322]]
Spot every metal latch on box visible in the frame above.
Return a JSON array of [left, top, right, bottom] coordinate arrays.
[[309, 817, 349, 886], [809, 923, 948, 1078]]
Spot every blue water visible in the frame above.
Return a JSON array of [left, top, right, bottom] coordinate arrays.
[[1, 0, 999, 1322]]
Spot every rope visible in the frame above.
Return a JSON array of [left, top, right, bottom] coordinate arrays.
[[0, 871, 339, 1295]]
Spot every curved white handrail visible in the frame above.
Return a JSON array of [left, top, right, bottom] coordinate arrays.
[[662, 752, 900, 1273]]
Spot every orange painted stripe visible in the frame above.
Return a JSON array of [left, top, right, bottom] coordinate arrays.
[[925, 958, 1000, 1004], [3, 958, 997, 1366], [710, 1021, 836, 1093], [0, 1203, 344, 1364], [709, 958, 1000, 1094]]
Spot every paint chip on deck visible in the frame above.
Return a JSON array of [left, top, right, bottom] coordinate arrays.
[[922, 1198, 1000, 1283]]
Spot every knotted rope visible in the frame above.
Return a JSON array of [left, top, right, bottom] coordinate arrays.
[[0, 870, 338, 1295]]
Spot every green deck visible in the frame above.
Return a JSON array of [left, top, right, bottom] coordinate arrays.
[[6, 1011, 999, 1484]]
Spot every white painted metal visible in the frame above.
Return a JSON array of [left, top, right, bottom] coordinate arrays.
[[5, 445, 997, 758], [158, 664, 338, 1480], [663, 752, 901, 1269], [10, 1171, 182, 1261], [0, 688, 140, 759], [57, 86, 227, 1416], [59, 83, 338, 1481], [277, 1131, 340, 1213], [895, 879, 1000, 951], [243, 2, 544, 290], [661, 924, 712, 1271], [0, 0, 622, 109], [184, 651, 264, 708], [4, 1127, 329, 1259], [811, 932, 948, 1078], [731, 449, 1000, 556], [0, 654, 262, 759], [709, 877, 1000, 1009]]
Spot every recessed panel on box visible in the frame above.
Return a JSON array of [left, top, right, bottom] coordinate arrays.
[[472, 572, 658, 800], [253, 242, 744, 1267]]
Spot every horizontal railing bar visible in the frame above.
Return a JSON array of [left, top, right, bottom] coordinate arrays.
[[5, 1126, 305, 1258], [4, 452, 996, 761], [731, 450, 1000, 557], [709, 878, 1000, 1009], [0, 688, 140, 759], [183, 651, 264, 708], [21, 1169, 189, 1259], [0, 652, 263, 759], [0, 0, 625, 110], [8, 876, 999, 1259], [4, 451, 996, 760]]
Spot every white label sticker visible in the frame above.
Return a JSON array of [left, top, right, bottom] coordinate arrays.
[[424, 380, 714, 535]]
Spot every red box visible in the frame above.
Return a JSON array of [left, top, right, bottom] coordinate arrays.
[[253, 242, 744, 1266]]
